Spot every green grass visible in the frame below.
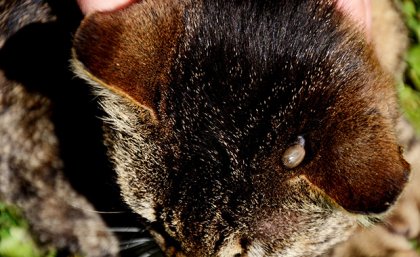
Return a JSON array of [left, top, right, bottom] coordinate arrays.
[[0, 203, 56, 257], [394, 1, 420, 254], [400, 0, 420, 134]]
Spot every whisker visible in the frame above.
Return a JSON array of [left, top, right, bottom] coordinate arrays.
[[110, 227, 144, 233], [138, 248, 162, 257], [119, 238, 153, 250], [92, 210, 127, 214]]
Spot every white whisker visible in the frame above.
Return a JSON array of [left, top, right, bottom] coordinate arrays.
[[119, 238, 153, 250], [93, 210, 127, 214], [138, 248, 161, 257], [110, 227, 144, 233]]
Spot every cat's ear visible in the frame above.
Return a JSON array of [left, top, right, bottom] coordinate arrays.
[[300, 115, 410, 215], [72, 0, 186, 120]]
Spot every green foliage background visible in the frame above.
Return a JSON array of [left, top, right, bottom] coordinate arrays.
[[401, 0, 420, 134], [0, 203, 56, 257]]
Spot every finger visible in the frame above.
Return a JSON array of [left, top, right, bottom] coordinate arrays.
[[77, 0, 136, 15], [336, 0, 372, 40]]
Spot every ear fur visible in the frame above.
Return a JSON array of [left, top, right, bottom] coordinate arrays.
[[303, 136, 410, 215], [72, 0, 188, 120], [301, 84, 410, 214]]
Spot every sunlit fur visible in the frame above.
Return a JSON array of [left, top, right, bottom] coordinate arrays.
[[73, 0, 409, 256]]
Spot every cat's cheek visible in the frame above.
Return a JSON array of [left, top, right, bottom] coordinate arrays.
[[296, 173, 397, 225], [149, 230, 169, 254], [247, 178, 359, 257], [119, 183, 158, 222], [136, 200, 158, 222], [149, 229, 189, 257], [217, 235, 243, 257]]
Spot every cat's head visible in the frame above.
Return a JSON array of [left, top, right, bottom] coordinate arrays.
[[72, 0, 410, 256]]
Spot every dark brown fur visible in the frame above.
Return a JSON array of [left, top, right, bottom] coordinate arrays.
[[73, 0, 410, 256], [74, 0, 187, 121], [0, 0, 411, 256]]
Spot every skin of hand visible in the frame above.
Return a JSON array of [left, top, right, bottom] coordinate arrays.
[[77, 0, 372, 40], [77, 0, 135, 15], [337, 0, 372, 39], [77, 0, 371, 38]]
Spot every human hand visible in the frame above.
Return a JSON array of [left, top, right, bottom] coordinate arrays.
[[337, 0, 371, 39], [76, 0, 371, 39], [77, 0, 134, 15]]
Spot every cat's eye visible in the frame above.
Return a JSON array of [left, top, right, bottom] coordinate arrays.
[[282, 137, 306, 169]]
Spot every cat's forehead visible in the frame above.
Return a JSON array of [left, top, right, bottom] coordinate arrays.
[[168, 42, 378, 137], [167, 0, 379, 123]]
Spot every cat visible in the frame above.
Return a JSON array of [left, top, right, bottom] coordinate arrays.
[[0, 0, 413, 256], [0, 1, 120, 256], [72, 0, 410, 256]]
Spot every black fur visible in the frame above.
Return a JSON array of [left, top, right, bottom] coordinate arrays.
[[73, 0, 408, 255]]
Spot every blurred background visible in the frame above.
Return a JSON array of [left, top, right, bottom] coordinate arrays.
[[399, 0, 420, 135]]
